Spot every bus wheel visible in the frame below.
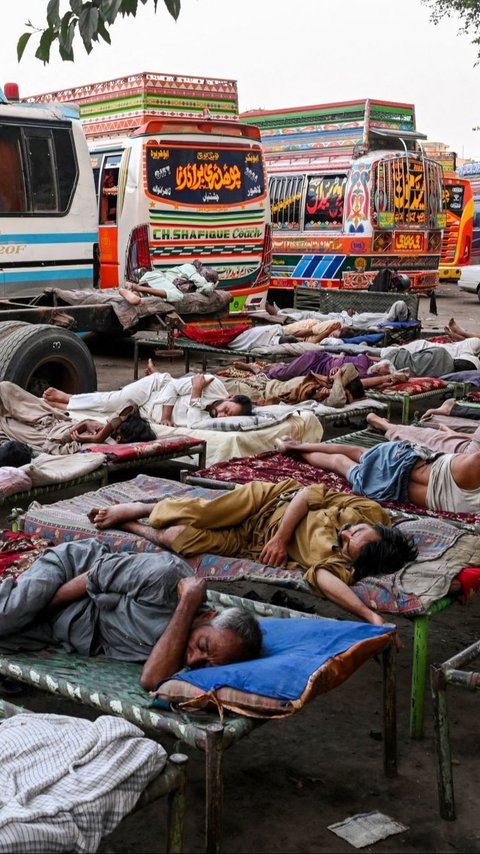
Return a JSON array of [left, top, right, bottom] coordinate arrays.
[[0, 325, 97, 396]]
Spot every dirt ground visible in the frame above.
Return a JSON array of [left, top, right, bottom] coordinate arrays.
[[6, 284, 480, 853]]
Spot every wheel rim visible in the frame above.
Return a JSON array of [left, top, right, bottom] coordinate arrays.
[[21, 356, 81, 396]]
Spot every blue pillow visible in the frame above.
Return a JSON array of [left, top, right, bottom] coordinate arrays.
[[342, 333, 384, 345], [158, 618, 392, 701]]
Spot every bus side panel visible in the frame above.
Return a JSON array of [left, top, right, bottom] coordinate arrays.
[[98, 226, 119, 288]]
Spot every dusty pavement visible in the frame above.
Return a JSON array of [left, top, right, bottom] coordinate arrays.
[[7, 284, 480, 853]]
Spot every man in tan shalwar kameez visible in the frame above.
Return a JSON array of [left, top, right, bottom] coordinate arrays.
[[88, 478, 418, 629]]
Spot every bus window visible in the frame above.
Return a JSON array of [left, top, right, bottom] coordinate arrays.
[[53, 128, 78, 212], [25, 128, 58, 212], [99, 154, 121, 225], [303, 174, 347, 229], [269, 175, 303, 228], [0, 125, 26, 212]]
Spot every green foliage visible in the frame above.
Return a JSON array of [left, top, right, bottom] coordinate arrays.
[[18, 0, 181, 63], [423, 0, 480, 58]]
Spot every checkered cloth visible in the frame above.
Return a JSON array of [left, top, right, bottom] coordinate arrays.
[[0, 713, 166, 852]]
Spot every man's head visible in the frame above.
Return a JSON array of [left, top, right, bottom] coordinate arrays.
[[185, 607, 263, 669], [208, 394, 253, 419], [115, 414, 156, 443], [367, 360, 395, 377], [132, 266, 149, 283], [203, 266, 219, 284], [345, 376, 366, 403], [0, 440, 33, 466], [337, 523, 418, 581]]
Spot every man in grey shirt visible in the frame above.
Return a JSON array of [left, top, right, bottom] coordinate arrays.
[[0, 539, 262, 689]]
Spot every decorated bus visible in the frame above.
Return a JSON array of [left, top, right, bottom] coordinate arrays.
[[28, 73, 271, 293], [439, 173, 473, 281], [241, 99, 444, 294], [457, 162, 480, 266]]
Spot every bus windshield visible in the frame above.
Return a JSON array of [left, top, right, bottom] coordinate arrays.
[[145, 143, 265, 206]]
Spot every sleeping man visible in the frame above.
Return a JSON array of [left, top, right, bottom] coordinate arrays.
[[0, 381, 156, 455], [0, 539, 262, 689], [275, 438, 480, 515], [87, 479, 418, 629], [44, 372, 253, 429]]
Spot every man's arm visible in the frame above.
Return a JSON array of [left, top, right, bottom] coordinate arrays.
[[159, 404, 174, 426], [42, 573, 89, 616], [315, 568, 386, 626], [68, 419, 114, 443], [259, 487, 310, 566], [140, 577, 206, 689]]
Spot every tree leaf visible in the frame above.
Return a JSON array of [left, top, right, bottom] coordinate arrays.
[[163, 0, 180, 20], [70, 0, 85, 15], [78, 5, 99, 51], [47, 0, 61, 28], [17, 31, 32, 63], [61, 18, 78, 54], [97, 16, 112, 44], [35, 27, 56, 64], [99, 0, 124, 24]]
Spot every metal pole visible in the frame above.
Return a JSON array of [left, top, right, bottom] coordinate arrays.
[[431, 665, 456, 820]]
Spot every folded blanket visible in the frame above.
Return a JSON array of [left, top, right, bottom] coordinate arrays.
[[0, 713, 166, 853]]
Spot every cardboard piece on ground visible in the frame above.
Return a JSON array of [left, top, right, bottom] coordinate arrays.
[[328, 811, 408, 848]]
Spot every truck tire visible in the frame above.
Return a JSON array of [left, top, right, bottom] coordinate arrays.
[[0, 325, 97, 396], [0, 321, 29, 342]]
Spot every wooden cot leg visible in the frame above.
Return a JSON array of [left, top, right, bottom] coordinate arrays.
[[205, 723, 224, 854], [167, 753, 189, 853], [198, 442, 207, 470], [431, 665, 456, 820], [382, 640, 397, 777], [401, 396, 410, 424], [410, 615, 428, 739], [133, 339, 140, 381]]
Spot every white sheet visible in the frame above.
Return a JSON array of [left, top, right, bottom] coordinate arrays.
[[0, 713, 166, 853], [147, 410, 324, 465]]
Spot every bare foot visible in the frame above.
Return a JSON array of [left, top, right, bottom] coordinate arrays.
[[421, 398, 457, 420], [43, 387, 70, 408], [87, 503, 146, 530], [232, 361, 259, 374], [449, 318, 469, 338], [119, 287, 142, 306], [275, 436, 302, 453], [366, 412, 391, 432], [265, 301, 280, 316], [145, 358, 157, 376]]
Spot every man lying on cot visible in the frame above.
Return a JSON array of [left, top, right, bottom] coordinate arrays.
[[366, 412, 480, 455], [43, 372, 253, 429], [87, 479, 418, 629], [0, 381, 156, 455], [0, 540, 262, 690], [274, 438, 480, 515], [120, 261, 220, 305], [263, 298, 412, 329]]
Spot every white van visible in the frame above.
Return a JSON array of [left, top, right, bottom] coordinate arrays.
[[458, 265, 480, 301]]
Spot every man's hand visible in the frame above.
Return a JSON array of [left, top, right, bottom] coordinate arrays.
[[259, 535, 288, 567], [177, 576, 207, 609], [160, 417, 174, 427], [368, 611, 403, 651], [69, 420, 104, 443]]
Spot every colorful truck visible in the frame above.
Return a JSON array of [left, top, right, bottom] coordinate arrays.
[[241, 99, 444, 294]]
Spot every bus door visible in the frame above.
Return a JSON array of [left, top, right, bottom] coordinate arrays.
[[95, 152, 121, 287]]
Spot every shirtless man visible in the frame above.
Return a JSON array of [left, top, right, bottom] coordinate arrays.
[[275, 438, 480, 514]]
